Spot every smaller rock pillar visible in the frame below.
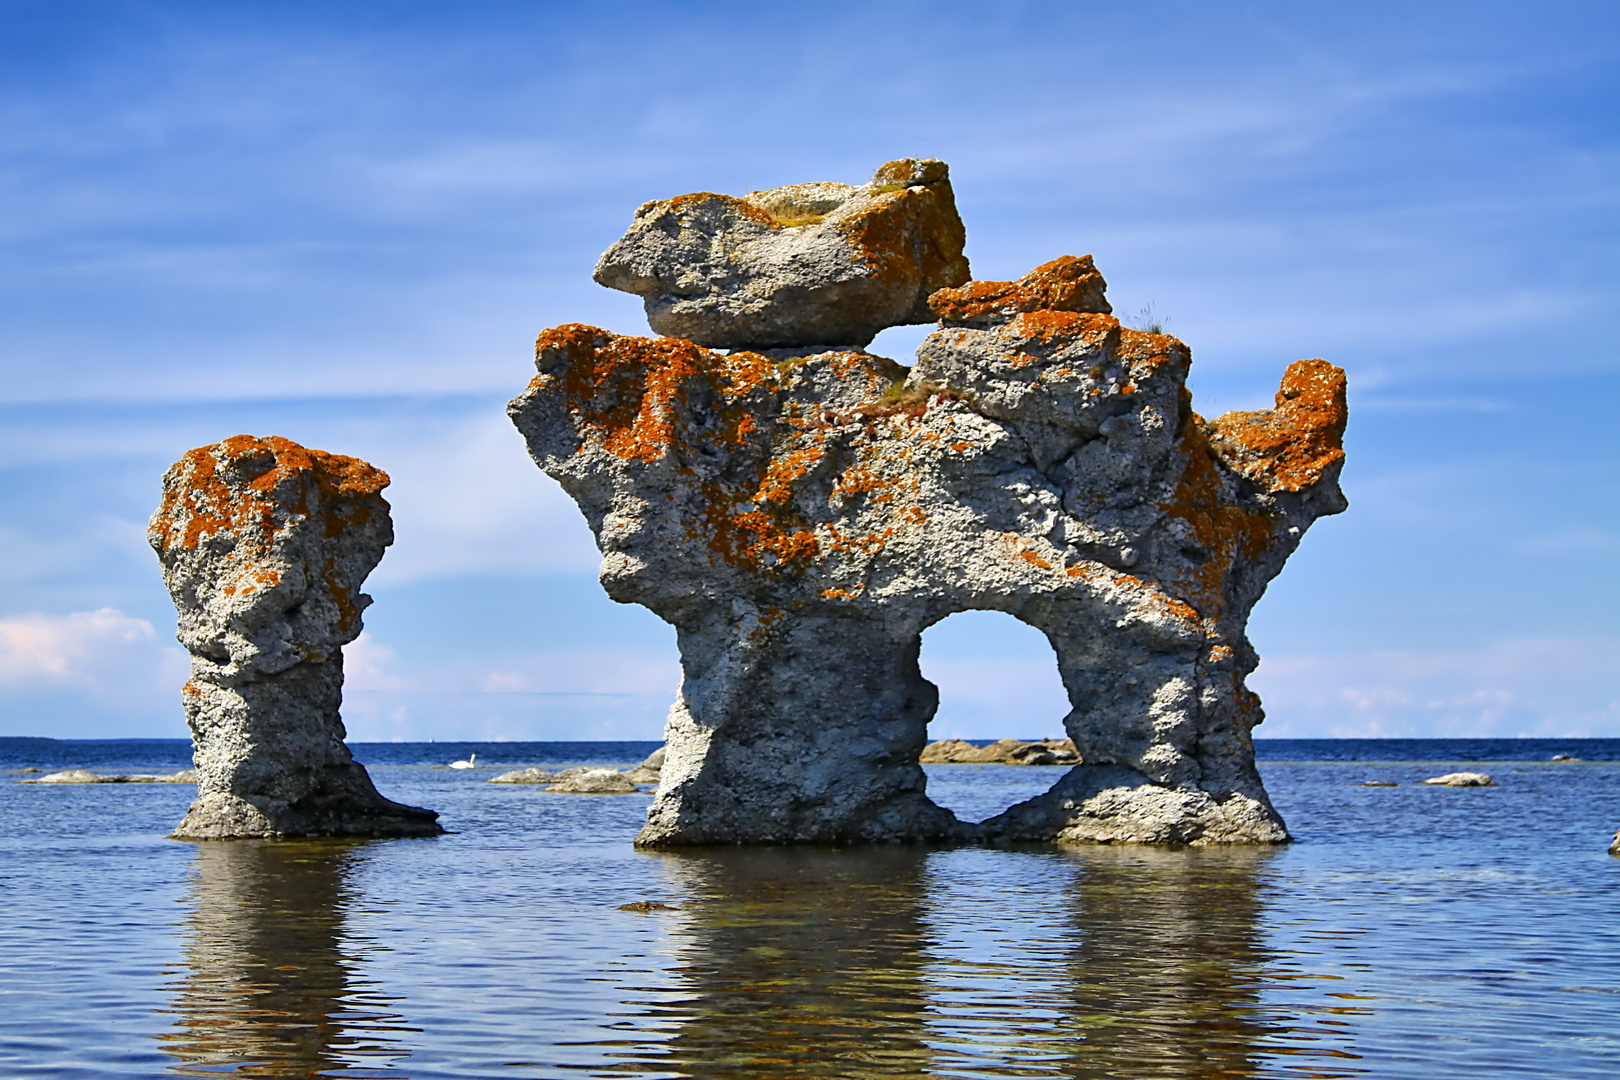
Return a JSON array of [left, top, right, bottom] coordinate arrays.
[[149, 435, 440, 839]]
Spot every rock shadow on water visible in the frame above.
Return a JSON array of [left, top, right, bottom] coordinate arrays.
[[594, 844, 1359, 1079], [1048, 845, 1361, 1078], [159, 839, 412, 1078], [619, 846, 936, 1078]]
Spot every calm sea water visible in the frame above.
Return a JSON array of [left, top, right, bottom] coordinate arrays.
[[2, 737, 1618, 1079]]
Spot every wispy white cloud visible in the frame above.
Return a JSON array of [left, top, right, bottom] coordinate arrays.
[[1251, 639, 1620, 737], [0, 3, 1614, 743], [0, 609, 189, 736], [339, 631, 679, 741], [370, 408, 601, 582], [0, 608, 181, 685]]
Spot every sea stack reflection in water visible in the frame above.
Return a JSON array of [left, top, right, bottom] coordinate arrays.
[[149, 435, 440, 839], [510, 158, 1348, 847]]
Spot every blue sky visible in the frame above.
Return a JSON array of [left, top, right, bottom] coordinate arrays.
[[1, 0, 1616, 740]]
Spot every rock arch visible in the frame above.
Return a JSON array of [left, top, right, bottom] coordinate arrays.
[[510, 160, 1345, 847], [917, 608, 1068, 747]]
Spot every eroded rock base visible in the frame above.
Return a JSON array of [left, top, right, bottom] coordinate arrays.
[[981, 764, 1288, 845], [639, 616, 968, 846], [172, 659, 439, 840]]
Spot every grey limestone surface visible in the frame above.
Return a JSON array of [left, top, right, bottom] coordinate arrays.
[[149, 436, 440, 839], [594, 158, 970, 350], [511, 166, 1348, 846]]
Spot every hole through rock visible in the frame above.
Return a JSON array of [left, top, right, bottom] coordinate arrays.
[[917, 610, 1074, 825]]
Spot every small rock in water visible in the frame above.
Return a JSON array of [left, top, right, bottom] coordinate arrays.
[[488, 768, 562, 785], [1360, 781, 1398, 787], [618, 900, 675, 912], [637, 746, 665, 771], [919, 738, 1080, 766], [143, 770, 197, 783], [25, 769, 101, 784], [1551, 754, 1579, 762], [1421, 772, 1495, 787], [546, 769, 640, 794], [11, 767, 42, 773], [21, 769, 196, 784], [622, 767, 662, 784], [1610, 830, 1620, 856]]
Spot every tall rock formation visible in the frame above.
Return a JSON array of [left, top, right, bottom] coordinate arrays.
[[149, 435, 440, 839], [511, 159, 1346, 846]]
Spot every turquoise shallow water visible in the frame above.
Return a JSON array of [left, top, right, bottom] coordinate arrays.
[[2, 738, 1619, 1078]]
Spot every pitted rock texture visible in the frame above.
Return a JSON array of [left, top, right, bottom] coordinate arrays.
[[149, 436, 440, 839], [510, 251, 1346, 847], [593, 158, 970, 350]]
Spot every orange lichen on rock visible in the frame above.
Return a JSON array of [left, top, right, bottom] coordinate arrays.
[[514, 236, 1347, 849], [537, 324, 722, 464], [835, 158, 970, 311], [151, 434, 388, 556], [1157, 417, 1279, 616], [1208, 359, 1348, 493], [524, 325, 951, 578], [929, 255, 1112, 326], [593, 158, 970, 349], [649, 191, 782, 231], [149, 435, 435, 839]]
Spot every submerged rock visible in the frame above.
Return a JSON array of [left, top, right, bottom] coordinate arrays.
[[920, 739, 1080, 765], [594, 158, 969, 350], [1421, 772, 1495, 787], [491, 766, 650, 791], [24, 769, 101, 784], [512, 163, 1347, 848], [21, 769, 196, 784], [489, 768, 563, 784], [546, 769, 641, 794], [149, 436, 441, 840]]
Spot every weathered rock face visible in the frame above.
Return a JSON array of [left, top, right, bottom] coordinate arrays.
[[594, 158, 970, 350], [512, 163, 1346, 847], [148, 435, 440, 839]]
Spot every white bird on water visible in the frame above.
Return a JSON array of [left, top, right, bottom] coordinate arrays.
[[449, 753, 477, 770]]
